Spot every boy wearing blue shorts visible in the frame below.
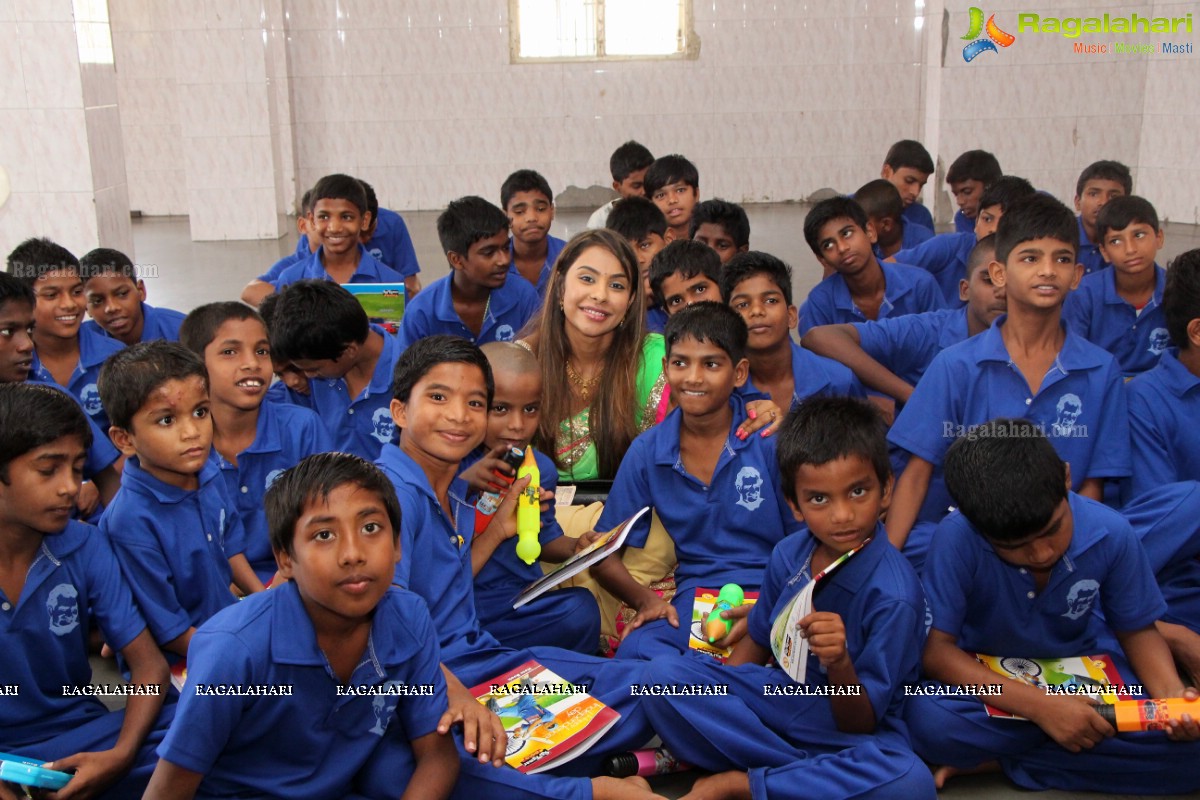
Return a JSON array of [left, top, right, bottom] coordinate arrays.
[[144, 453, 459, 800], [269, 280, 402, 461], [799, 197, 945, 335], [1074, 160, 1131, 275], [0, 383, 171, 800], [722, 252, 864, 410], [399, 197, 538, 349], [180, 302, 330, 582], [880, 138, 936, 233], [689, 199, 750, 265], [81, 248, 185, 346], [634, 396, 934, 800], [503, 170, 566, 299], [946, 149, 1002, 234], [98, 342, 265, 662], [605, 196, 669, 333], [1064, 195, 1169, 378], [590, 304, 804, 659], [906, 420, 1200, 793]]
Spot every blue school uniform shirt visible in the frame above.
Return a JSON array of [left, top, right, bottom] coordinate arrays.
[[1077, 216, 1109, 275], [595, 394, 803, 590], [646, 305, 668, 334], [376, 444, 501, 662], [746, 526, 926, 726], [740, 340, 866, 409], [293, 207, 421, 279], [157, 583, 446, 800], [508, 234, 567, 299], [1127, 350, 1200, 500], [100, 456, 243, 653], [0, 520, 148, 749], [892, 232, 975, 308], [28, 325, 124, 432], [903, 202, 934, 232], [875, 220, 935, 261], [214, 400, 331, 581], [953, 209, 973, 233], [798, 260, 946, 336], [853, 306, 971, 388], [889, 316, 1130, 524], [272, 244, 405, 290], [265, 379, 313, 409], [22, 377, 120, 479], [397, 271, 539, 350], [925, 493, 1165, 656], [82, 302, 185, 345], [1062, 264, 1168, 378], [257, 250, 304, 283], [306, 325, 401, 462]]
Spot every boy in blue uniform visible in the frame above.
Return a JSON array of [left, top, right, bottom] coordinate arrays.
[[8, 237, 124, 433], [241, 189, 319, 307], [1074, 159, 1131, 275], [400, 197, 538, 349], [144, 453, 459, 800], [689, 199, 750, 266], [0, 383, 171, 800], [803, 236, 1005, 406], [880, 138, 936, 233], [376, 335, 661, 800], [180, 302, 330, 582], [649, 240, 722, 318], [634, 396, 934, 800], [887, 195, 1130, 570], [80, 248, 185, 346], [270, 280, 402, 461], [458, 342, 600, 653], [587, 140, 654, 230], [906, 420, 1200, 793], [855, 179, 932, 260], [503, 170, 566, 299], [798, 197, 944, 336], [605, 197, 669, 333], [590, 304, 804, 659], [946, 149, 1002, 234], [98, 342, 265, 663], [644, 154, 700, 245], [1064, 195, 1168, 378], [722, 251, 864, 410], [256, 292, 314, 409]]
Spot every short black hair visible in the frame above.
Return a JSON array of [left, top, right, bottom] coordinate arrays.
[[776, 396, 890, 506], [1164, 248, 1200, 350], [257, 291, 280, 326], [610, 141, 654, 183], [946, 150, 1002, 186], [663, 301, 748, 364], [884, 140, 934, 175], [266, 452, 401, 558], [643, 154, 699, 196], [721, 251, 793, 306], [501, 169, 553, 209], [0, 272, 35, 311], [977, 175, 1036, 213], [437, 196, 510, 257], [298, 188, 316, 216], [180, 302, 264, 357], [853, 179, 903, 224], [0, 382, 92, 484], [1096, 195, 1160, 239], [391, 334, 494, 406], [6, 238, 79, 286], [269, 280, 369, 363], [803, 197, 869, 256], [360, 180, 381, 228], [994, 194, 1079, 265], [79, 247, 136, 282], [310, 173, 368, 216], [943, 418, 1068, 544], [966, 234, 997, 275], [606, 196, 667, 241], [648, 240, 722, 307], [1075, 160, 1132, 198], [689, 199, 750, 248], [98, 341, 208, 432]]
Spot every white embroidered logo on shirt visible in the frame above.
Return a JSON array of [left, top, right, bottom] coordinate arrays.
[[735, 466, 764, 511], [1148, 328, 1170, 355], [47, 583, 80, 635], [265, 469, 285, 490], [1062, 579, 1100, 620], [81, 384, 102, 416], [495, 324, 515, 342], [1052, 393, 1083, 437], [371, 408, 396, 444], [370, 689, 399, 736]]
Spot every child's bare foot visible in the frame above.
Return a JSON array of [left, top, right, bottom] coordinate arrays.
[[591, 775, 667, 800], [930, 760, 999, 789]]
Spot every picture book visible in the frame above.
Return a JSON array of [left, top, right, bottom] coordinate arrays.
[[0, 753, 72, 791], [975, 653, 1126, 719], [342, 282, 405, 334], [470, 660, 619, 774], [689, 587, 759, 661]]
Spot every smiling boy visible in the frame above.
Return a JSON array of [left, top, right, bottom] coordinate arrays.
[[81, 247, 185, 346]]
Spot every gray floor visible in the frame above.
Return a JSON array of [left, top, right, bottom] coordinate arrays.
[[90, 207, 1200, 798]]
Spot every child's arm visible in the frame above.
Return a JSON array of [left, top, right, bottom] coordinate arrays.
[[399, 731, 459, 800], [923, 629, 1114, 751], [142, 761, 204, 800], [679, 771, 752, 800], [228, 553, 266, 595], [724, 624, 772, 667], [1077, 478, 1104, 502], [797, 611, 876, 733], [437, 665, 507, 767], [802, 324, 916, 403], [93, 461, 123, 506], [886, 455, 933, 550], [590, 550, 678, 637], [46, 629, 169, 800], [469, 476, 531, 576], [1117, 625, 1200, 741], [239, 280, 274, 308], [162, 627, 196, 659]]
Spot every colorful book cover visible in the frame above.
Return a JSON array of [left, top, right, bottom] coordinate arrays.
[[170, 660, 187, 693], [689, 587, 759, 661], [975, 653, 1125, 719], [470, 660, 619, 774], [342, 282, 405, 334]]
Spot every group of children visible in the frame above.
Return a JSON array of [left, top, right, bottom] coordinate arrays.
[[2, 136, 1200, 800]]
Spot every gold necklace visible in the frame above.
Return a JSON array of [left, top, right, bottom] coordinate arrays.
[[566, 360, 602, 400]]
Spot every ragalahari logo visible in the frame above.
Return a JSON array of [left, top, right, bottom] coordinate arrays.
[[962, 7, 1016, 61]]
